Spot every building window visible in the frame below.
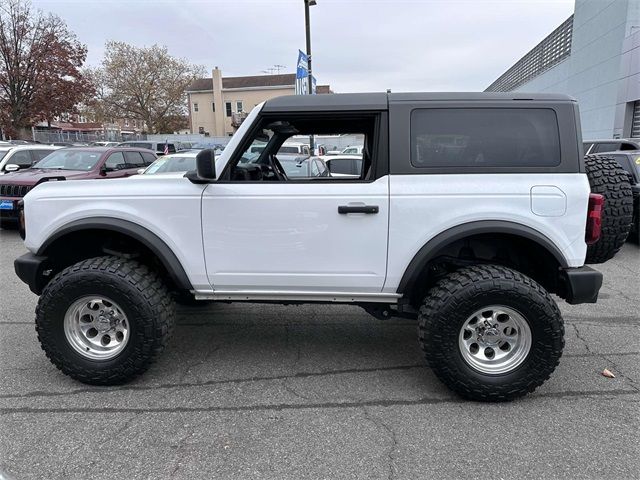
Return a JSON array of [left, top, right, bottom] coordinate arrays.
[[193, 102, 199, 112], [212, 102, 215, 112], [236, 101, 243, 113], [124, 119, 129, 127], [198, 126, 204, 134], [225, 102, 232, 117]]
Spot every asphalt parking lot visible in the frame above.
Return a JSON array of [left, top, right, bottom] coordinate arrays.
[[0, 228, 638, 480]]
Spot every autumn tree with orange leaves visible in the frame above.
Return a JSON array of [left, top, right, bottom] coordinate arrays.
[[0, 0, 92, 138]]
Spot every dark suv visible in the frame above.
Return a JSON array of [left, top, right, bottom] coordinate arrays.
[[606, 151, 640, 241]]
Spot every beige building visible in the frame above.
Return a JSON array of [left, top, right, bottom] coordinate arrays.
[[186, 67, 332, 137]]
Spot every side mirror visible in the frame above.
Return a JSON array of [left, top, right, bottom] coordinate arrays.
[[185, 149, 216, 184], [4, 164, 19, 172]]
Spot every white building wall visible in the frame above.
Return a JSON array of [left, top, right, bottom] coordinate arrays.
[[513, 0, 639, 139]]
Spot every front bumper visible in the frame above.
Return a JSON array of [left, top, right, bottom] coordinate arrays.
[[0, 196, 19, 220], [14, 253, 51, 295], [560, 266, 603, 305]]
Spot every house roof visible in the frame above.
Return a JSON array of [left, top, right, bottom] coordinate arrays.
[[223, 73, 296, 89], [186, 73, 297, 92], [186, 78, 214, 92]]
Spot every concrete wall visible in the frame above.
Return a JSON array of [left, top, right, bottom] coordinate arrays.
[[514, 0, 640, 139], [189, 90, 217, 137], [614, 28, 640, 136]]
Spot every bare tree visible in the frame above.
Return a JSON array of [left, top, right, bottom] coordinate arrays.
[[96, 41, 204, 134], [0, 0, 91, 137]]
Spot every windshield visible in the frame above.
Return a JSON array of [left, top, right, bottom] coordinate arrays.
[[33, 150, 102, 171], [144, 154, 197, 174], [0, 151, 8, 162]]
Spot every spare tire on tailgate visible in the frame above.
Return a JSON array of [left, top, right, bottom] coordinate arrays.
[[584, 154, 634, 264]]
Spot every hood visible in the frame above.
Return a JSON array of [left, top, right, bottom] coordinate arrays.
[[0, 168, 94, 186]]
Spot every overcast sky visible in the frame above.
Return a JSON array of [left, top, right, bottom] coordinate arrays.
[[32, 0, 574, 92]]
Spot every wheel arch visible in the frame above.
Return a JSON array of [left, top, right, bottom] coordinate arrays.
[[37, 217, 193, 292], [397, 220, 569, 299]]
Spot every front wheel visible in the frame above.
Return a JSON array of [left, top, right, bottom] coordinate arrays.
[[418, 265, 564, 401], [35, 256, 175, 385]]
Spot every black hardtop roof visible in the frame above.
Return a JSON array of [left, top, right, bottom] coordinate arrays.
[[262, 92, 576, 112]]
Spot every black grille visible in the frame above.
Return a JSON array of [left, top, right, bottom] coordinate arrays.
[[0, 184, 31, 197]]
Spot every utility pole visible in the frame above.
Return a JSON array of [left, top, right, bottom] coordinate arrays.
[[304, 0, 316, 154]]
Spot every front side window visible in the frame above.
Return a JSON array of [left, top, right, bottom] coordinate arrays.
[[410, 108, 561, 168], [226, 113, 378, 182], [105, 152, 126, 170]]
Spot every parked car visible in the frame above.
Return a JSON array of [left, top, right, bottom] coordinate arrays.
[[605, 151, 640, 241], [278, 142, 310, 156], [583, 139, 640, 155], [118, 141, 180, 156], [0, 147, 156, 227], [89, 141, 120, 147], [341, 145, 364, 155], [0, 145, 61, 174], [142, 152, 197, 175], [13, 92, 633, 402], [279, 156, 330, 178], [320, 155, 363, 177]]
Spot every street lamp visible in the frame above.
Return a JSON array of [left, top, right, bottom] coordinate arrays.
[[304, 0, 316, 153]]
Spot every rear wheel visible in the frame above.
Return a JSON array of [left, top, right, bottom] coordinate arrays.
[[584, 154, 634, 263], [418, 265, 564, 401], [36, 256, 175, 385]]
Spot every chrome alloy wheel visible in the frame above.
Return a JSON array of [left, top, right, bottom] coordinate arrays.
[[63, 296, 129, 360], [458, 306, 532, 374]]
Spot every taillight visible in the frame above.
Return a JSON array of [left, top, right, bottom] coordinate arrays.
[[585, 193, 604, 245]]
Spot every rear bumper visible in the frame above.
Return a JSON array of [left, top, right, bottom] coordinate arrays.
[[561, 266, 603, 305], [14, 253, 50, 295]]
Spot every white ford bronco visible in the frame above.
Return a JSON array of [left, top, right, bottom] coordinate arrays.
[[14, 93, 633, 401]]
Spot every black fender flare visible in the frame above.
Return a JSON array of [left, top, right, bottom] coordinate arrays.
[[37, 217, 193, 291], [396, 220, 569, 294]]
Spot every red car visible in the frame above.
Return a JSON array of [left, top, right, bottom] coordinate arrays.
[[0, 147, 156, 227]]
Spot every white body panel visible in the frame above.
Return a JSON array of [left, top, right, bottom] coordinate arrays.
[[201, 177, 389, 293], [23, 174, 210, 290], [382, 173, 590, 293], [21, 99, 592, 302]]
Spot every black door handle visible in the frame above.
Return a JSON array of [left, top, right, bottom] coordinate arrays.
[[338, 205, 379, 214]]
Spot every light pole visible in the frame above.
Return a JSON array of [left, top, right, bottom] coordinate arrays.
[[304, 0, 316, 154]]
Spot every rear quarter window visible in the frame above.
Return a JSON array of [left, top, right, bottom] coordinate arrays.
[[410, 108, 561, 168]]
